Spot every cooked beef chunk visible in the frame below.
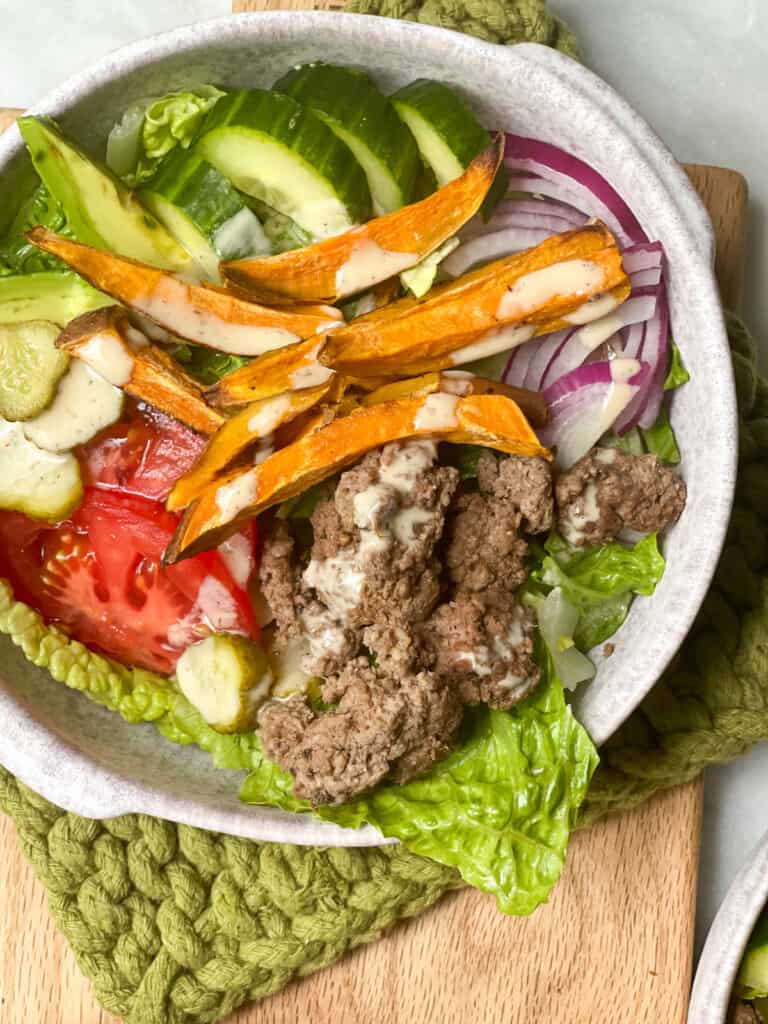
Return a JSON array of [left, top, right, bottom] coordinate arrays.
[[477, 453, 554, 534], [362, 623, 434, 676], [555, 447, 687, 547], [425, 593, 539, 709], [728, 999, 763, 1024], [259, 657, 462, 804], [444, 491, 528, 606], [297, 597, 361, 678], [303, 441, 459, 627], [258, 521, 301, 636]]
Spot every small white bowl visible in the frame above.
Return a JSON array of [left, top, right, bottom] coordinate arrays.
[[0, 13, 736, 843], [689, 832, 768, 1023]]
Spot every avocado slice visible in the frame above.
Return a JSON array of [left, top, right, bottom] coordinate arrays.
[[18, 117, 192, 271], [0, 271, 113, 327]]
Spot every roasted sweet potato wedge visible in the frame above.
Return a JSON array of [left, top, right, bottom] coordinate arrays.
[[57, 307, 225, 435], [206, 337, 334, 408], [167, 380, 338, 511], [28, 228, 343, 357], [220, 136, 503, 304], [361, 371, 547, 426], [321, 223, 631, 376], [163, 392, 549, 562]]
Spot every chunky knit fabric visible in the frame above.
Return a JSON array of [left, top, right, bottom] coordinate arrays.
[[1, 5, 766, 1023]]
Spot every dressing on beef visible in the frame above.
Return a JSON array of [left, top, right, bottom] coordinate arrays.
[[258, 441, 686, 805], [555, 447, 686, 547]]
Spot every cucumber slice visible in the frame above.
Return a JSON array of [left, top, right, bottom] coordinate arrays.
[[196, 89, 371, 239], [0, 321, 69, 421], [23, 360, 124, 453], [275, 64, 422, 215], [739, 914, 768, 999], [18, 116, 191, 270], [391, 80, 489, 186], [0, 418, 82, 521], [0, 272, 113, 327], [140, 149, 270, 281], [176, 633, 273, 733]]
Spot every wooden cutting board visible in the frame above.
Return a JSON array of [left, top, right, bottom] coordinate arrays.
[[0, 41, 748, 1022]]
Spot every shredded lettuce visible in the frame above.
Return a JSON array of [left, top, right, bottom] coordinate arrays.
[[664, 340, 690, 390], [241, 645, 598, 915], [171, 343, 250, 385], [106, 85, 225, 187], [533, 532, 666, 649]]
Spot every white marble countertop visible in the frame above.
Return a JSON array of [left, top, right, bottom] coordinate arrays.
[[2, 0, 767, 963]]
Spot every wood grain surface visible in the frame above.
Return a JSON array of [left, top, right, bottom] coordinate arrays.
[[0, 89, 746, 1024]]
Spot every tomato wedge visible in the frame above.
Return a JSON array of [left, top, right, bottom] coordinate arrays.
[[0, 489, 258, 675], [79, 400, 207, 502]]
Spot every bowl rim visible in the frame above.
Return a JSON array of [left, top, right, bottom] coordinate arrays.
[[689, 830, 768, 1023], [0, 11, 737, 843]]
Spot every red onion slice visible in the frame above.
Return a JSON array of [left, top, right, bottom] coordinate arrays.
[[504, 135, 648, 247], [442, 227, 552, 277], [613, 280, 670, 433], [540, 359, 652, 467]]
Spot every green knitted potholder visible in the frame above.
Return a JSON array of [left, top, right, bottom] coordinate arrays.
[[1, 3, 767, 1023]]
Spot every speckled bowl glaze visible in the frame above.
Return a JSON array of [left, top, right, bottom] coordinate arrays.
[[0, 13, 736, 844], [689, 832, 768, 1023]]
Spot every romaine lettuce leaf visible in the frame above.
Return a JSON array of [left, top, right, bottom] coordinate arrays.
[[171, 342, 250, 385], [107, 85, 224, 187], [534, 533, 665, 649], [240, 648, 599, 916], [664, 340, 689, 390], [640, 408, 680, 464], [0, 184, 71, 275]]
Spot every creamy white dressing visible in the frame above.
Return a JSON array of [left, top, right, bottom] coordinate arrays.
[[414, 392, 459, 432], [217, 533, 254, 589], [138, 275, 300, 355], [596, 447, 617, 465], [23, 361, 124, 453], [303, 554, 366, 615], [379, 441, 437, 492], [212, 207, 270, 259], [352, 483, 392, 530], [457, 611, 528, 680], [167, 575, 242, 647], [496, 260, 605, 320], [78, 332, 135, 386], [603, 357, 641, 425], [449, 323, 535, 366], [290, 362, 335, 389], [215, 472, 258, 522], [335, 238, 417, 297], [577, 311, 624, 349], [253, 443, 274, 465], [561, 481, 600, 545], [565, 291, 621, 325], [299, 605, 349, 659], [390, 505, 432, 545], [124, 325, 150, 349], [247, 394, 292, 437]]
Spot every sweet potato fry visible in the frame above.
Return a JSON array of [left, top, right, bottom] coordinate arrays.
[[220, 136, 503, 304], [27, 228, 343, 357], [163, 392, 549, 562], [206, 337, 334, 407], [320, 223, 631, 376], [361, 371, 547, 426], [167, 380, 337, 511], [57, 307, 225, 435]]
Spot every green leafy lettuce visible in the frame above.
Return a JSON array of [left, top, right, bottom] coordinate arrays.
[[532, 533, 666, 649], [106, 85, 225, 187], [664, 340, 690, 390], [0, 579, 596, 915], [0, 185, 72, 276], [171, 342, 250, 385], [241, 645, 599, 915], [603, 407, 680, 465]]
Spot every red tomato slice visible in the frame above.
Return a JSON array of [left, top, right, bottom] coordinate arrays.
[[79, 400, 207, 502], [0, 489, 258, 675]]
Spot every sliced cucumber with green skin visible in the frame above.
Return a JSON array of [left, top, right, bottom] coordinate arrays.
[[0, 321, 70, 421], [738, 913, 768, 999], [18, 116, 191, 270], [0, 272, 113, 327], [139, 149, 270, 281], [275, 63, 422, 215], [196, 89, 371, 240], [391, 80, 490, 186], [176, 633, 273, 733], [0, 418, 82, 521]]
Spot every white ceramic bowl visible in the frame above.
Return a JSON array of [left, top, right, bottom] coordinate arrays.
[[689, 832, 768, 1023], [0, 12, 736, 844]]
